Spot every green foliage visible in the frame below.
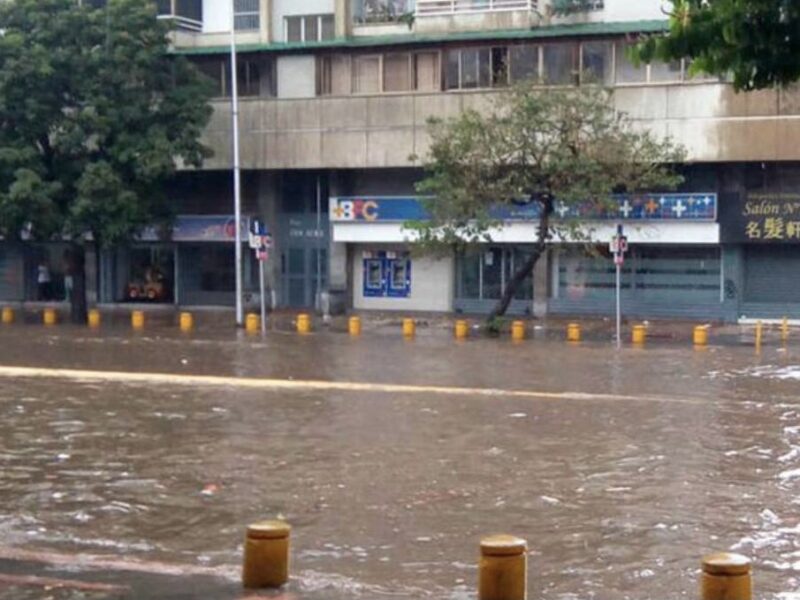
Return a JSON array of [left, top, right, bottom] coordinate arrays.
[[636, 0, 800, 91], [0, 0, 214, 246], [410, 83, 685, 254]]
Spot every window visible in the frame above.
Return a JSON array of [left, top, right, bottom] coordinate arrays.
[[286, 14, 336, 42], [353, 56, 381, 94], [383, 53, 412, 92], [510, 45, 539, 83], [457, 248, 533, 301], [414, 52, 440, 91], [234, 0, 259, 31], [542, 43, 578, 85], [318, 55, 353, 95], [649, 59, 683, 83], [237, 56, 276, 97], [615, 41, 647, 84], [445, 47, 507, 90], [192, 56, 275, 98], [581, 41, 613, 85]]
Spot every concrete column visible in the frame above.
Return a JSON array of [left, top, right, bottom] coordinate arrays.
[[532, 249, 549, 318], [334, 0, 351, 39], [328, 173, 348, 291], [261, 0, 272, 43]]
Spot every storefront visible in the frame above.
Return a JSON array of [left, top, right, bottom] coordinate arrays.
[[0, 242, 75, 303], [721, 192, 800, 320], [332, 194, 723, 317], [99, 215, 253, 307]]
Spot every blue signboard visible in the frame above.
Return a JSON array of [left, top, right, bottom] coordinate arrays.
[[331, 194, 718, 223]]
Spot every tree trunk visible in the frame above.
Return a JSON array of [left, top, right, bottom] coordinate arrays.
[[68, 243, 88, 325], [487, 249, 542, 320], [487, 197, 553, 321]]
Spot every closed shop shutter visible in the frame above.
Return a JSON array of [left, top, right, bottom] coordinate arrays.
[[744, 246, 800, 303], [0, 245, 24, 301]]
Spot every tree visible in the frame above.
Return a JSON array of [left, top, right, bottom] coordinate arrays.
[[0, 0, 213, 323], [409, 84, 685, 320], [636, 0, 800, 91]]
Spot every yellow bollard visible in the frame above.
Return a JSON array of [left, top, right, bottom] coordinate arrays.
[[43, 308, 57, 326], [782, 317, 789, 343], [296, 313, 311, 335], [632, 324, 647, 345], [245, 313, 260, 334], [348, 316, 362, 336], [88, 309, 101, 328], [242, 520, 291, 589], [701, 552, 751, 600], [131, 310, 145, 330], [511, 321, 526, 342], [693, 325, 709, 347], [179, 312, 194, 332], [755, 321, 763, 351], [402, 318, 416, 338], [1, 307, 14, 325], [455, 319, 469, 340], [567, 323, 581, 343], [479, 535, 527, 600]]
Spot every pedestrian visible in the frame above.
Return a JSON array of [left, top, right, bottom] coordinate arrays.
[[37, 260, 51, 301], [63, 250, 74, 302]]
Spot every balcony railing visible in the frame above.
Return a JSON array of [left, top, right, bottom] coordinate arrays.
[[415, 0, 536, 16], [353, 0, 416, 24], [155, 0, 203, 32], [157, 14, 203, 32]]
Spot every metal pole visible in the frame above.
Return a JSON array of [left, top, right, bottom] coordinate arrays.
[[259, 259, 266, 335], [230, 0, 244, 326], [316, 175, 322, 311], [616, 261, 622, 350]]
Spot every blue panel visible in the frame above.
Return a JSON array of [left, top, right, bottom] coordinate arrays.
[[331, 194, 718, 223], [387, 257, 411, 298]]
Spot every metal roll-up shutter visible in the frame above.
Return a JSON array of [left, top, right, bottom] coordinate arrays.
[[744, 246, 800, 303]]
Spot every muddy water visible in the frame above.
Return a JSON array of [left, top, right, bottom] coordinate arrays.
[[0, 325, 799, 598]]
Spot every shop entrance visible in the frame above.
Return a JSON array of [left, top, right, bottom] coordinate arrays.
[[278, 174, 329, 308], [454, 247, 534, 315]]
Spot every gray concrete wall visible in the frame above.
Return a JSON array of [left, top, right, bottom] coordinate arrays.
[[351, 244, 454, 312], [201, 83, 800, 171]]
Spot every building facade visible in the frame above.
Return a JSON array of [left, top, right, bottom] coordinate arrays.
[[3, 0, 800, 321]]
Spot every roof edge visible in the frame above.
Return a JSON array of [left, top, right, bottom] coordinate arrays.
[[174, 19, 668, 56]]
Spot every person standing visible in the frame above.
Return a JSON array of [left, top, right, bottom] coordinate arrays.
[[37, 260, 51, 301], [63, 250, 74, 302]]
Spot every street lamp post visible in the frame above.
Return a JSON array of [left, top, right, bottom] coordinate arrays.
[[229, 0, 244, 326]]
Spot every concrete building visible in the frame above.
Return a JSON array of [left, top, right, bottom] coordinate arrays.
[[3, 0, 800, 321]]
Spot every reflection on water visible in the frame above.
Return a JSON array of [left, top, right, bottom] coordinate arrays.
[[0, 326, 798, 598]]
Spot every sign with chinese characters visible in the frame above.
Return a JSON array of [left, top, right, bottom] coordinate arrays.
[[720, 193, 800, 243], [330, 194, 717, 223], [139, 216, 251, 243]]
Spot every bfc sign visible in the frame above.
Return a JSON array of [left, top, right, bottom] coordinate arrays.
[[332, 199, 381, 222], [330, 195, 717, 223]]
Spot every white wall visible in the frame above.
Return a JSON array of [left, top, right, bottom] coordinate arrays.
[[277, 56, 317, 98], [272, 0, 335, 42], [203, 0, 231, 33], [603, 0, 671, 22], [352, 246, 454, 312]]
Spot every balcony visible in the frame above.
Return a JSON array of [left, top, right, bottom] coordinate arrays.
[[415, 0, 536, 16], [155, 0, 203, 33], [352, 0, 416, 24]]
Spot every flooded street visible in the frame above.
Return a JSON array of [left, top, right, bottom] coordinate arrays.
[[0, 324, 799, 599]]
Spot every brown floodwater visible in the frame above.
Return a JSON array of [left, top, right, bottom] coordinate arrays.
[[0, 323, 798, 599]]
